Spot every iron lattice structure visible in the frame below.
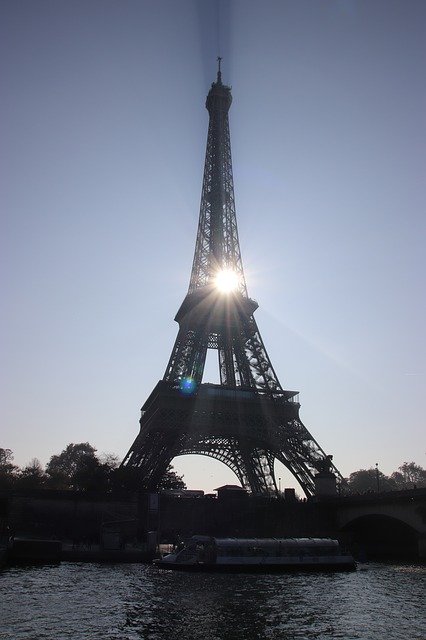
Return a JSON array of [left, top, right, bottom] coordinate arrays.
[[122, 64, 344, 496]]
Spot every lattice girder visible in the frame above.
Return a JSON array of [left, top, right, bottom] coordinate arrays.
[[121, 66, 344, 497], [122, 380, 343, 496]]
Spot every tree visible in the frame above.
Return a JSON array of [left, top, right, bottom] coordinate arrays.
[[109, 466, 141, 492], [45, 443, 99, 490], [99, 453, 120, 469], [391, 462, 426, 489], [72, 455, 111, 491], [110, 463, 186, 492], [17, 458, 46, 490], [347, 468, 397, 494], [0, 448, 18, 489], [159, 465, 187, 491], [347, 461, 426, 494]]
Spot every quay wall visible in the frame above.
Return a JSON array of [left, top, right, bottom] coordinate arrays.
[[1, 489, 424, 560], [157, 494, 336, 541], [1, 490, 335, 543], [1, 490, 143, 543]]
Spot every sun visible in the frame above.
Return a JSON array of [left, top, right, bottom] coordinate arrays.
[[214, 268, 239, 293]]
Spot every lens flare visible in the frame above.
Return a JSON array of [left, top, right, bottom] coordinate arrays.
[[214, 268, 239, 293], [179, 377, 196, 395]]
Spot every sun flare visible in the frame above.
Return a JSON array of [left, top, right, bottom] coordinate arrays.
[[214, 268, 239, 293]]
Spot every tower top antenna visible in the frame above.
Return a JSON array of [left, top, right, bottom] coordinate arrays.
[[217, 56, 222, 84]]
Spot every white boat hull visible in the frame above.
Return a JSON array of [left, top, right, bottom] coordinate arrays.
[[155, 537, 356, 572]]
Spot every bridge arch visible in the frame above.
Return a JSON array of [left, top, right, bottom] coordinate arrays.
[[340, 513, 419, 560]]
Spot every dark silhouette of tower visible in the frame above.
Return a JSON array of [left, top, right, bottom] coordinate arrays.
[[121, 61, 343, 497]]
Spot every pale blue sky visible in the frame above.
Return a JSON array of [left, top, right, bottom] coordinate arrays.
[[2, 1, 425, 493]]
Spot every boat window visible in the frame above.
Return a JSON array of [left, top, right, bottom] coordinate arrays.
[[246, 547, 263, 556], [176, 547, 197, 563]]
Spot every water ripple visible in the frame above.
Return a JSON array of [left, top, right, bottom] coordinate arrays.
[[0, 563, 425, 640]]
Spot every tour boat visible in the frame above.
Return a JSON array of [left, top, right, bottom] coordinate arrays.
[[154, 536, 356, 572]]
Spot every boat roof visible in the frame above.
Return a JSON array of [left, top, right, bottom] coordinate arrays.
[[189, 536, 339, 547]]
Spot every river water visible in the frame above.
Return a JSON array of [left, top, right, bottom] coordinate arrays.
[[0, 562, 425, 640]]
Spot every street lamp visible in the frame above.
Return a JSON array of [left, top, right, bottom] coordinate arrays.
[[375, 463, 380, 493], [279, 477, 281, 494]]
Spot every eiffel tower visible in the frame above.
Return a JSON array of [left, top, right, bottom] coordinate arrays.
[[121, 60, 344, 497]]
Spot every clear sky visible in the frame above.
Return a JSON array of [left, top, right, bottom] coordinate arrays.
[[2, 0, 425, 494]]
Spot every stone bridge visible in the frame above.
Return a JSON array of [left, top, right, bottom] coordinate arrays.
[[332, 488, 426, 559]]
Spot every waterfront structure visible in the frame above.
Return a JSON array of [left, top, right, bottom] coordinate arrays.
[[121, 61, 344, 497]]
